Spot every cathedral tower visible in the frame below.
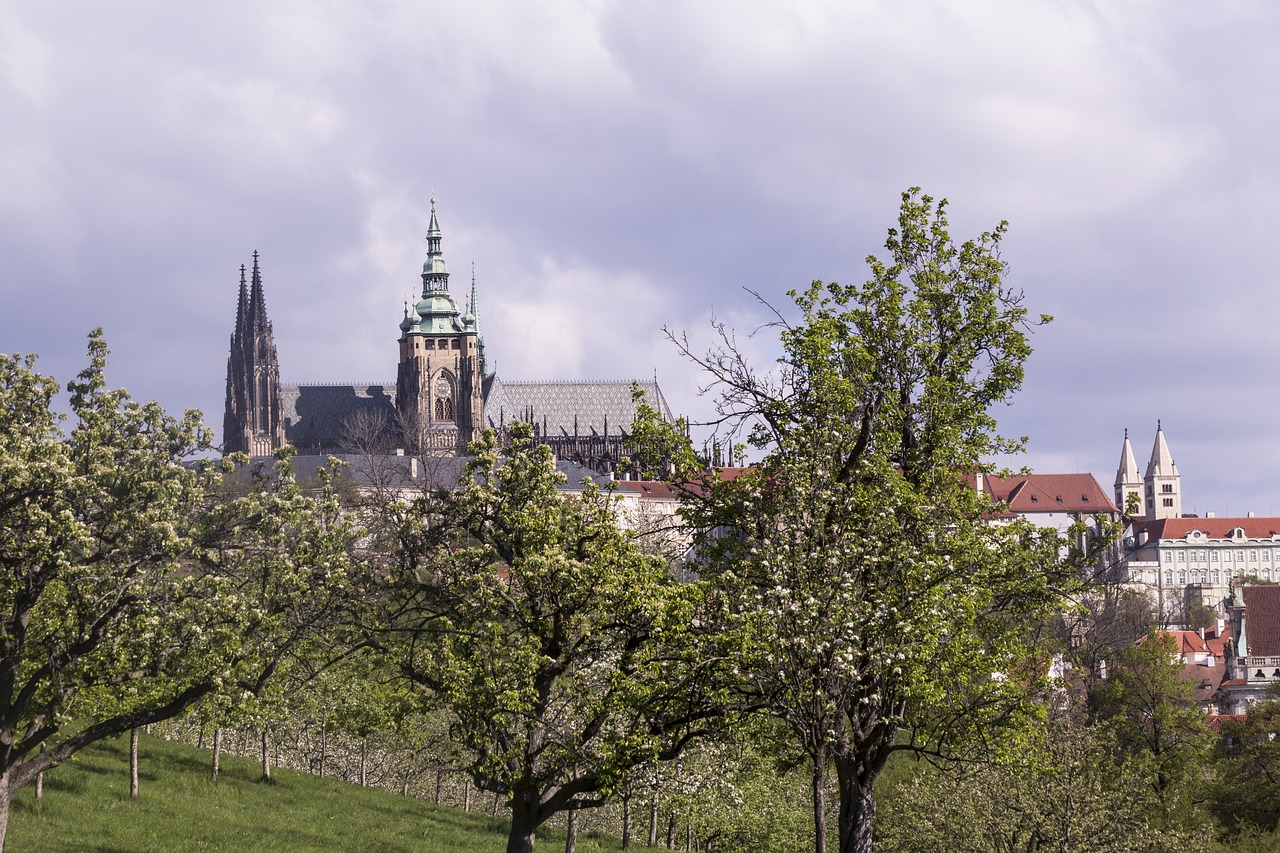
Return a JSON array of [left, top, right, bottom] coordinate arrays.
[[1114, 428, 1141, 518], [223, 252, 286, 455], [1143, 420, 1181, 520], [395, 200, 485, 454]]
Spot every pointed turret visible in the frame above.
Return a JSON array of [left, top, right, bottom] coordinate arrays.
[[421, 197, 450, 295], [234, 264, 248, 332], [248, 250, 269, 331], [1115, 428, 1141, 517], [470, 264, 488, 375], [1143, 420, 1181, 520]]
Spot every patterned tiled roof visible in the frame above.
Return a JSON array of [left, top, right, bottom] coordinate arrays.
[[483, 379, 673, 436], [1244, 585, 1280, 657], [280, 383, 397, 449]]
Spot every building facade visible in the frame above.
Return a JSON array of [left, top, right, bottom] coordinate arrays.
[[222, 202, 672, 470]]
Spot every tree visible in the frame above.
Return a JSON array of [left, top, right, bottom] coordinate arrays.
[[0, 332, 360, 849], [876, 714, 1212, 852], [1089, 630, 1214, 819], [374, 424, 725, 853], [1214, 695, 1280, 836], [663, 189, 1075, 853]]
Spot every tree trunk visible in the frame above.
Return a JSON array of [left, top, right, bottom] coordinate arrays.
[[402, 770, 412, 797], [211, 727, 222, 782], [665, 810, 676, 849], [261, 729, 272, 782], [621, 793, 632, 849], [0, 768, 12, 853], [318, 722, 326, 778], [434, 769, 443, 804], [492, 793, 501, 817], [812, 758, 827, 853], [359, 737, 368, 787], [464, 779, 472, 812], [506, 795, 539, 853], [129, 728, 140, 798], [685, 824, 692, 851], [836, 777, 875, 853], [34, 772, 42, 805], [648, 794, 659, 847], [565, 806, 579, 853]]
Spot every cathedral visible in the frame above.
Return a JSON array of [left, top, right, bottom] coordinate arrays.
[[223, 201, 672, 472]]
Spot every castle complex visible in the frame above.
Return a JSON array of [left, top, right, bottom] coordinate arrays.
[[222, 202, 671, 471]]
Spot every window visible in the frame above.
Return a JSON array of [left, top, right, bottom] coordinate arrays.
[[433, 375, 454, 422], [1163, 552, 1172, 563], [1162, 484, 1174, 494], [1212, 551, 1219, 562], [1165, 572, 1173, 585], [1178, 573, 1185, 584], [1178, 552, 1185, 562], [1251, 550, 1259, 562], [1163, 498, 1174, 507]]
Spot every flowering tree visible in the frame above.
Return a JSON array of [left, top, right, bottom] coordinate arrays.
[[0, 332, 359, 850], [375, 424, 726, 853], [667, 190, 1076, 853]]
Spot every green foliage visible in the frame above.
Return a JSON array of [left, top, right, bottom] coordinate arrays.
[[876, 716, 1213, 852], [1212, 697, 1280, 835], [663, 189, 1070, 853], [1089, 631, 1214, 816]]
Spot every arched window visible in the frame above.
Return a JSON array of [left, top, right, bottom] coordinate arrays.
[[433, 374, 455, 422]]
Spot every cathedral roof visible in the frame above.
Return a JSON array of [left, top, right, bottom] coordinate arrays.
[[483, 378, 673, 437], [280, 383, 397, 450]]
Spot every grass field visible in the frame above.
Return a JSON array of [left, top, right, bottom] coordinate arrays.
[[7, 734, 635, 852]]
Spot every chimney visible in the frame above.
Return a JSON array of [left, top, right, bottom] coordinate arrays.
[[1248, 511, 1257, 518], [1206, 511, 1215, 518], [975, 470, 984, 493]]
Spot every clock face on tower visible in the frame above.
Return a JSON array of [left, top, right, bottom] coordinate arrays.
[[435, 376, 451, 401]]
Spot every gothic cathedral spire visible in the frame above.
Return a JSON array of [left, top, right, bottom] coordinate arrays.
[[223, 252, 286, 455]]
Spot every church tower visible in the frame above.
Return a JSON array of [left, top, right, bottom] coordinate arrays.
[[223, 252, 285, 456], [1114, 428, 1142, 518], [1143, 420, 1181, 520], [395, 200, 485, 454]]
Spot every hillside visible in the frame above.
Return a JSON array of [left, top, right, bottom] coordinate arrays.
[[7, 734, 630, 852]]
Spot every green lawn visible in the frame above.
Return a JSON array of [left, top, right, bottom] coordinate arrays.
[[7, 735, 632, 852]]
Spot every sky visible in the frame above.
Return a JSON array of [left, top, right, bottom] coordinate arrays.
[[3, 0, 1279, 517]]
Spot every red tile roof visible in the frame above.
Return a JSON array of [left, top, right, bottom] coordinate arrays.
[[971, 472, 1118, 515], [1136, 517, 1280, 541], [1208, 714, 1248, 733], [1244, 585, 1280, 657], [616, 467, 752, 500], [1182, 660, 1225, 703]]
